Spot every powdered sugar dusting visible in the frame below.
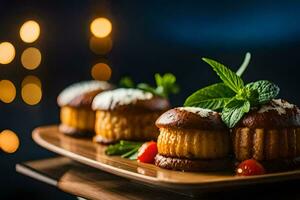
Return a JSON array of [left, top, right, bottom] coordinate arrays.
[[258, 99, 295, 115], [58, 80, 112, 106], [92, 88, 153, 110], [179, 107, 216, 117]]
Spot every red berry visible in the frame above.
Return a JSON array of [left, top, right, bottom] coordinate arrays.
[[236, 159, 266, 176], [137, 141, 158, 163]]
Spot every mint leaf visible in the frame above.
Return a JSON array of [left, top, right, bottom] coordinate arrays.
[[120, 77, 135, 88], [245, 80, 280, 104], [137, 83, 157, 94], [221, 98, 250, 128], [184, 83, 235, 110], [202, 57, 244, 93], [155, 73, 163, 86], [236, 52, 251, 77], [155, 73, 180, 98], [236, 87, 259, 104]]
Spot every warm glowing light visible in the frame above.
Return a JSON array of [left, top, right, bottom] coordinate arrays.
[[237, 168, 243, 174], [89, 36, 113, 55], [21, 83, 42, 105], [22, 75, 41, 88], [21, 47, 42, 70], [90, 18, 112, 38], [0, 130, 19, 153], [0, 80, 16, 103], [91, 63, 112, 81], [0, 42, 15, 64], [20, 20, 40, 43]]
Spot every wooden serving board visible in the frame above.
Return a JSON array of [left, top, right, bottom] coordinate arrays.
[[32, 125, 300, 191], [16, 157, 193, 200]]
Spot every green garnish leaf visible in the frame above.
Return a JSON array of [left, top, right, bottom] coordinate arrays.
[[154, 73, 180, 98], [184, 83, 235, 110], [119, 140, 142, 146], [221, 98, 250, 128], [136, 73, 179, 98], [202, 57, 244, 93], [245, 80, 280, 104], [105, 140, 142, 159], [121, 146, 140, 158], [137, 83, 157, 94], [184, 53, 280, 128], [235, 87, 259, 104], [128, 151, 139, 160], [119, 77, 135, 88]]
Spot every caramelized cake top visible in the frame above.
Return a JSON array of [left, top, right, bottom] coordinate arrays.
[[236, 99, 300, 129], [156, 107, 228, 130]]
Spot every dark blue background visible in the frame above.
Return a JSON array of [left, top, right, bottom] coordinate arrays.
[[1, 0, 300, 199]]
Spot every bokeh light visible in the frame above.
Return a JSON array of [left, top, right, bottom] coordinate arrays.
[[91, 63, 112, 81], [0, 130, 19, 153], [0, 42, 15, 64], [20, 20, 40, 43], [0, 80, 16, 103], [22, 75, 41, 88], [89, 36, 113, 55], [21, 47, 42, 70], [21, 82, 42, 105], [90, 18, 112, 38]]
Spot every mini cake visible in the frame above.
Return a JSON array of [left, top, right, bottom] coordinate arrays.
[[57, 80, 113, 136], [233, 99, 300, 169], [92, 88, 170, 144], [155, 107, 231, 171]]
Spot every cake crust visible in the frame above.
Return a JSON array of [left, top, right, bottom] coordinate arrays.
[[62, 89, 103, 108], [156, 107, 227, 130], [94, 110, 162, 144], [155, 154, 233, 171], [232, 127, 300, 161], [92, 88, 170, 112], [157, 127, 230, 159], [236, 99, 300, 129], [57, 80, 113, 108]]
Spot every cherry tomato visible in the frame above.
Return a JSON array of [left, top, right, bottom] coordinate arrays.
[[137, 141, 158, 163], [236, 159, 266, 176]]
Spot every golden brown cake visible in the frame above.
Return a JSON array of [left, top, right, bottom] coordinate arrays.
[[57, 80, 113, 136], [92, 88, 170, 144], [232, 99, 300, 170], [155, 107, 231, 171]]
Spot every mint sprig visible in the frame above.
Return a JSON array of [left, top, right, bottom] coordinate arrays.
[[184, 53, 280, 128], [119, 73, 179, 98]]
